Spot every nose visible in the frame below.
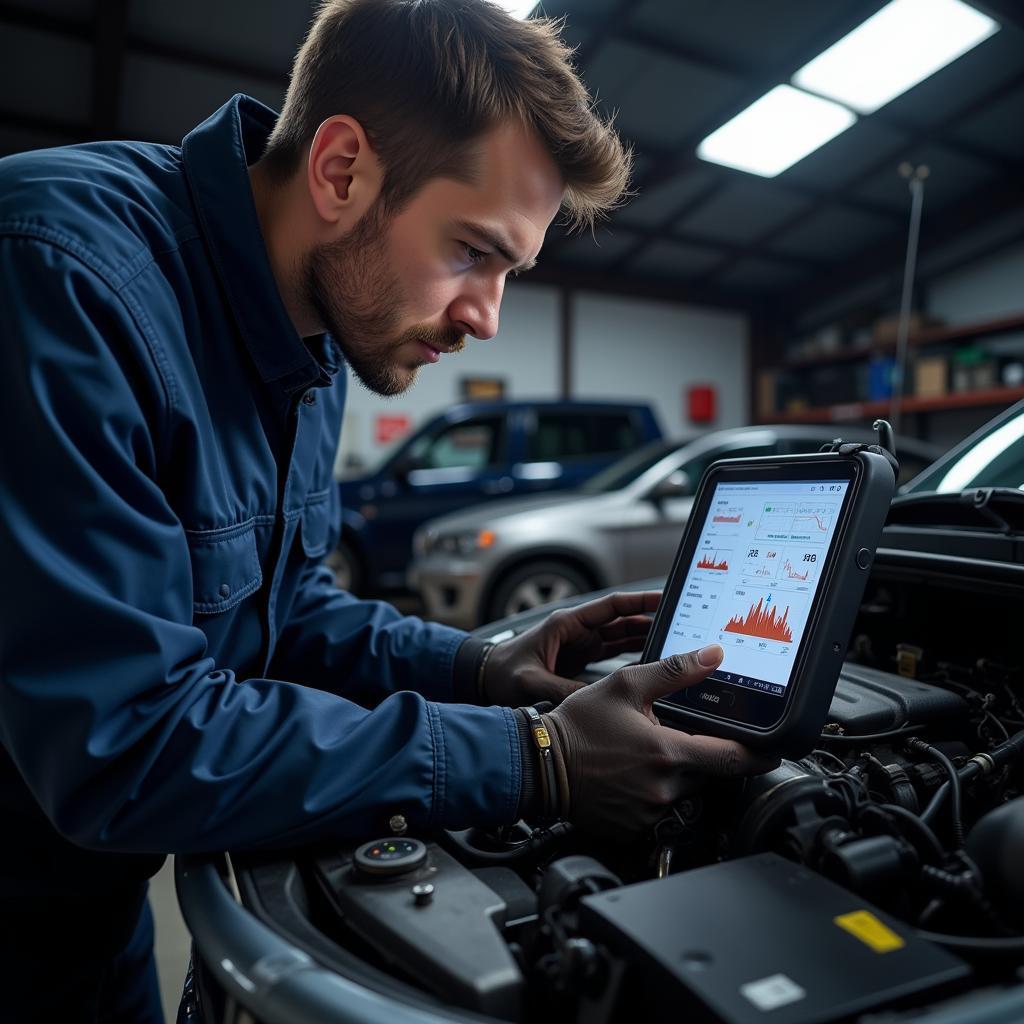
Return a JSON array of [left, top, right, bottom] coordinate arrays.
[[448, 274, 504, 341]]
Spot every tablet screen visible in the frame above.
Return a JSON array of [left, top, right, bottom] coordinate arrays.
[[658, 478, 850, 696]]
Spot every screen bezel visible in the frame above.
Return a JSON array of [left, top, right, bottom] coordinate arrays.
[[647, 456, 862, 733]]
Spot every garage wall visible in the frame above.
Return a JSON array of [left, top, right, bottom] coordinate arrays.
[[571, 293, 749, 440], [335, 284, 750, 471], [927, 241, 1024, 325]]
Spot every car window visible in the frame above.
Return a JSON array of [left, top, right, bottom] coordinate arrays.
[[678, 443, 778, 483], [409, 416, 505, 471], [579, 441, 680, 493], [527, 411, 640, 463], [906, 404, 1024, 493]]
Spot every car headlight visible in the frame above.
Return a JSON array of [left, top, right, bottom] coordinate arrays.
[[434, 529, 496, 556]]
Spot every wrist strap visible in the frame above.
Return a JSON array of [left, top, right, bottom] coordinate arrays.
[[521, 705, 560, 823]]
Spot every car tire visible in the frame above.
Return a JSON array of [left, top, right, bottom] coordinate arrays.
[[487, 560, 592, 622], [326, 537, 363, 594]]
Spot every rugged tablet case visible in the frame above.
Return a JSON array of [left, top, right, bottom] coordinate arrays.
[[646, 450, 896, 757]]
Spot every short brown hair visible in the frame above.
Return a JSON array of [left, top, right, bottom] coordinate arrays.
[[261, 0, 631, 230]]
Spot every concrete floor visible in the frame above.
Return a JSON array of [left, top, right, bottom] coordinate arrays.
[[152, 858, 192, 1022]]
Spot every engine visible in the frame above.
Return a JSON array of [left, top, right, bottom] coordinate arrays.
[[216, 564, 1024, 1024]]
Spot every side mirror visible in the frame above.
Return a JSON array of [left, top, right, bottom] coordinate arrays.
[[649, 469, 691, 501], [391, 454, 419, 484]]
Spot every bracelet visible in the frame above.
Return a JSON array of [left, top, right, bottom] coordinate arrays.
[[522, 705, 559, 823], [476, 642, 496, 703]]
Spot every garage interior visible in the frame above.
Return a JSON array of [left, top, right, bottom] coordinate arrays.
[[2, 0, 1023, 1019]]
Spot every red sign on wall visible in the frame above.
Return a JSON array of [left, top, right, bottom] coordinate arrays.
[[687, 385, 717, 424], [375, 414, 412, 444]]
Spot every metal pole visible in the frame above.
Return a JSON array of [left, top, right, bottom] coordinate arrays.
[[890, 163, 929, 434]]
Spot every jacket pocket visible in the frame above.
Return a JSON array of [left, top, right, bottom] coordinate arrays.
[[300, 488, 331, 559], [186, 519, 263, 614]]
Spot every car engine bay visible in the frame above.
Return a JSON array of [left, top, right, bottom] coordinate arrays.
[[188, 497, 1024, 1024]]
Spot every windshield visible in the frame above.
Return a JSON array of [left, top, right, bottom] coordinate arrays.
[[579, 440, 681, 493], [905, 402, 1024, 494]]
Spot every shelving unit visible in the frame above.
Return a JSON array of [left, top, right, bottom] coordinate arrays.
[[757, 312, 1024, 427]]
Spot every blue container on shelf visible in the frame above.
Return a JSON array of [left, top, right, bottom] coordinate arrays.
[[868, 355, 896, 400]]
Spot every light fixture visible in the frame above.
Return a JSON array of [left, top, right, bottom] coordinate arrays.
[[696, 85, 857, 178], [793, 0, 998, 114], [494, 0, 539, 18]]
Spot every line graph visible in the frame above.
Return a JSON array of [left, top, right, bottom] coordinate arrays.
[[723, 596, 793, 643], [712, 512, 742, 524], [756, 503, 836, 542], [781, 559, 810, 581]]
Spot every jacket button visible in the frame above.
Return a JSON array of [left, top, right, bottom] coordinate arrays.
[[219, 583, 231, 598], [302, 390, 317, 406]]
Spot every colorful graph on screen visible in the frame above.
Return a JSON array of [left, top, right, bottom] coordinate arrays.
[[781, 559, 810, 581], [696, 552, 730, 571], [712, 512, 742, 524], [723, 596, 793, 643]]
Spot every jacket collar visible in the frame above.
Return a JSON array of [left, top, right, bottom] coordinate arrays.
[[182, 94, 332, 395]]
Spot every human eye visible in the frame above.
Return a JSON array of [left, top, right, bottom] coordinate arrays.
[[460, 242, 489, 265]]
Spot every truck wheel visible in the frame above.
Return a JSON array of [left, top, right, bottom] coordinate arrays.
[[488, 560, 591, 622], [326, 538, 363, 594]]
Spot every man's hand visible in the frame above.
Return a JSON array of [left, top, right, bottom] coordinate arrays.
[[545, 644, 779, 834], [482, 590, 661, 707]]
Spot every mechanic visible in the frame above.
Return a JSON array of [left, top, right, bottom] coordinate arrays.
[[0, 1, 775, 1020]]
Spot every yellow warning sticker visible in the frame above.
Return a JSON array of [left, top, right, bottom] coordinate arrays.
[[834, 910, 906, 953]]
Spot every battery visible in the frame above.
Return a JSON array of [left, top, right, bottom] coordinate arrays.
[[579, 852, 970, 1024]]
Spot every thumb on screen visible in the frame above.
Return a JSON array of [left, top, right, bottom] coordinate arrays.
[[619, 644, 723, 708]]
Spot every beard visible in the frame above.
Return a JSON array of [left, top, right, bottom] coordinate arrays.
[[302, 203, 465, 396]]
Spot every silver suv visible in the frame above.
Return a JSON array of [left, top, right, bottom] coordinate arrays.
[[409, 425, 940, 629]]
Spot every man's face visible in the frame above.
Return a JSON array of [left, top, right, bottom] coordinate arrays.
[[303, 120, 563, 396]]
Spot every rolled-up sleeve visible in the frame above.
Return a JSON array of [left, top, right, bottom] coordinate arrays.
[[0, 237, 522, 853]]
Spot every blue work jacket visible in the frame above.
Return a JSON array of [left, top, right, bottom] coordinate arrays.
[[0, 96, 523, 921]]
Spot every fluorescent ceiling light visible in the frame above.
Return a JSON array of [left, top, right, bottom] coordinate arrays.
[[793, 0, 999, 114], [494, 0, 539, 17], [696, 85, 857, 178]]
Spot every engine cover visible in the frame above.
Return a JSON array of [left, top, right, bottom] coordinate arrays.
[[579, 853, 969, 1024], [827, 663, 968, 733]]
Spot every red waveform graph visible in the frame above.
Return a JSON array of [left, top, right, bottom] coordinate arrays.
[[697, 553, 729, 571], [794, 514, 829, 532], [723, 597, 793, 643], [782, 559, 810, 581], [712, 512, 742, 524]]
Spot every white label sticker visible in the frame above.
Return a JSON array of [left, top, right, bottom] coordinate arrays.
[[740, 973, 807, 1012]]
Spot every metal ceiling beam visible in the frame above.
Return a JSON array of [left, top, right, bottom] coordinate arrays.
[[523, 263, 765, 314], [696, 66, 1024, 285], [570, 0, 645, 69], [778, 175, 1024, 322], [546, 139, 903, 267], [604, 0, 889, 197], [604, 179, 727, 274]]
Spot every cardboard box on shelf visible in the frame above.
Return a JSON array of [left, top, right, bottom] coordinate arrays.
[[756, 369, 777, 420], [872, 312, 944, 346], [913, 355, 948, 399]]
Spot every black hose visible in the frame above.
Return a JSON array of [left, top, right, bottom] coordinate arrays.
[[907, 739, 965, 847], [863, 802, 945, 866], [919, 729, 1024, 833], [917, 930, 1024, 955], [819, 725, 925, 744]]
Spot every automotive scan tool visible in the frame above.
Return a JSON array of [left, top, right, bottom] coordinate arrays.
[[643, 424, 898, 756]]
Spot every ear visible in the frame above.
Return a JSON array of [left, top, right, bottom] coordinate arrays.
[[306, 115, 383, 235]]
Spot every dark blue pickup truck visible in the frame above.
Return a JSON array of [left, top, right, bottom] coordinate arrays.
[[332, 399, 663, 593]]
